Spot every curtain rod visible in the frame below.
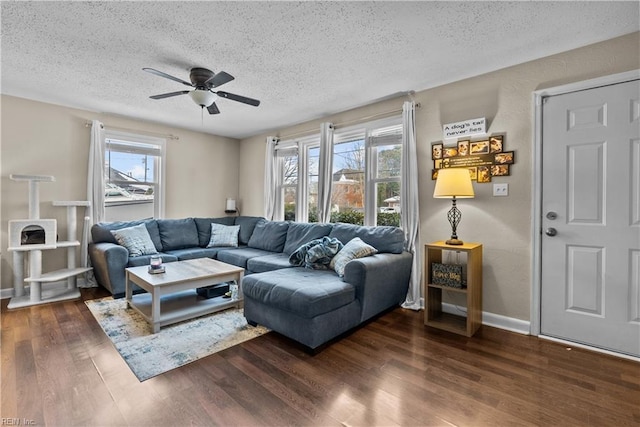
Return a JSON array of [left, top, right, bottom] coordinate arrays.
[[276, 101, 421, 141], [84, 121, 179, 140]]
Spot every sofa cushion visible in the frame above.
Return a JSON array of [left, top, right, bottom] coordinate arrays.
[[283, 222, 333, 255], [217, 247, 278, 269], [234, 216, 265, 245], [92, 219, 162, 251], [157, 218, 199, 251], [207, 223, 240, 248], [164, 247, 222, 261], [248, 221, 289, 252], [127, 253, 178, 267], [329, 223, 404, 254], [247, 253, 294, 274], [110, 223, 158, 257], [330, 237, 378, 277], [243, 268, 356, 318], [194, 217, 236, 247]]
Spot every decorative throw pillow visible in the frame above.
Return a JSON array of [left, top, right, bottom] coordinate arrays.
[[206, 223, 240, 248], [110, 223, 158, 257], [330, 237, 378, 277]]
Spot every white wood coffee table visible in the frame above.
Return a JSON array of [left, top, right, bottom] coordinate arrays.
[[125, 258, 244, 333]]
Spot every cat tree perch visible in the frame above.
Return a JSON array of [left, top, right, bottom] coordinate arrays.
[[7, 174, 92, 309]]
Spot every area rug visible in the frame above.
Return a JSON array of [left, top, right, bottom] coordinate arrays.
[[85, 297, 269, 381]]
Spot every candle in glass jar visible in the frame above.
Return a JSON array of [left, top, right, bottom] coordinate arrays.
[[226, 198, 236, 211], [150, 256, 162, 270]]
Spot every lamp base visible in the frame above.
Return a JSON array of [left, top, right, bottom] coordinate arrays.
[[445, 238, 464, 246]]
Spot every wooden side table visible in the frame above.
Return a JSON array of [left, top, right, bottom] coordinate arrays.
[[424, 241, 483, 337]]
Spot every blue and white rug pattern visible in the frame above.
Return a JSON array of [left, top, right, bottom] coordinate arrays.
[[85, 297, 269, 381]]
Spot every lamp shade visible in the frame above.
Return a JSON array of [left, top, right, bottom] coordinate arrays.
[[189, 90, 217, 107], [433, 168, 475, 198]]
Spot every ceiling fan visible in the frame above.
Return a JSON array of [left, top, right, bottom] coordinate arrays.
[[143, 67, 260, 114]]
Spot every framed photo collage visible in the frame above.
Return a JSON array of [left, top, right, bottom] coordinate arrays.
[[431, 135, 514, 183]]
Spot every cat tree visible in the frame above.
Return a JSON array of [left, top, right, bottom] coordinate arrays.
[[7, 174, 92, 309]]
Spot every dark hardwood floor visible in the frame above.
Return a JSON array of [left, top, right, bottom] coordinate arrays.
[[1, 288, 639, 426]]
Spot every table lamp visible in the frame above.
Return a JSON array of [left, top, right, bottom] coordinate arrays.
[[433, 168, 475, 245]]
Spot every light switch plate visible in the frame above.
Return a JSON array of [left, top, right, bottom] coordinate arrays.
[[493, 183, 509, 196]]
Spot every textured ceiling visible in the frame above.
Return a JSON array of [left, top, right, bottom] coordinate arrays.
[[1, 1, 638, 139]]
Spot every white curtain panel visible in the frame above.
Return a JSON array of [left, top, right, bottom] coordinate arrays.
[[88, 120, 105, 225], [400, 101, 422, 310], [83, 120, 105, 287], [317, 122, 334, 223], [263, 137, 279, 220]]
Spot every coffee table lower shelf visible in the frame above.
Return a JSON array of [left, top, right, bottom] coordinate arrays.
[[127, 290, 241, 332]]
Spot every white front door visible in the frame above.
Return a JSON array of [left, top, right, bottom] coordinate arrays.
[[540, 78, 640, 357]]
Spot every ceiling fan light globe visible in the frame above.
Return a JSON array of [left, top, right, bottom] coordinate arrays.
[[189, 90, 217, 107]]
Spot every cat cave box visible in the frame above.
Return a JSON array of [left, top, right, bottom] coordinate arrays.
[[9, 219, 57, 250]]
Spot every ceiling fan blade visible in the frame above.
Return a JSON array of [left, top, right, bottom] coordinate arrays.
[[143, 68, 193, 87], [207, 102, 221, 115], [215, 91, 260, 106], [149, 90, 190, 99], [205, 71, 234, 88]]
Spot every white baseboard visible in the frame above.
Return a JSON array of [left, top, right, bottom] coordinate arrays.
[[1, 278, 95, 300], [442, 302, 531, 335], [3, 287, 531, 335], [1, 287, 15, 300], [540, 335, 640, 362]]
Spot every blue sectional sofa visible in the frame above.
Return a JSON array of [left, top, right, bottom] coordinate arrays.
[[89, 216, 413, 350]]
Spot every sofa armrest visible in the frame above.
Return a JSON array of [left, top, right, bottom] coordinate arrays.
[[343, 251, 413, 322], [89, 242, 129, 295]]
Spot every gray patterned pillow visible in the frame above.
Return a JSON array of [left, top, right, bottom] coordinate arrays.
[[330, 237, 378, 277], [207, 223, 240, 247], [110, 223, 158, 257]]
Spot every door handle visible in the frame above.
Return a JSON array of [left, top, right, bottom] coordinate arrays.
[[545, 227, 557, 237]]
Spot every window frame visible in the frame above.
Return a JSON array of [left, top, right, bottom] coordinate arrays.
[[275, 135, 320, 222], [365, 118, 403, 226], [332, 116, 402, 226], [300, 138, 321, 222], [272, 115, 402, 225], [104, 129, 166, 220], [275, 142, 298, 221]]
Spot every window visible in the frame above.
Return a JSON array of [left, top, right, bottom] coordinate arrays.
[[331, 131, 366, 224], [332, 118, 402, 226], [104, 130, 165, 221], [275, 136, 319, 223], [367, 123, 402, 226], [306, 144, 320, 222], [272, 116, 402, 226], [279, 147, 298, 221]]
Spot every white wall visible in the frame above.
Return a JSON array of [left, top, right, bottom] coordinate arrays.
[[1, 96, 240, 290], [238, 32, 640, 322]]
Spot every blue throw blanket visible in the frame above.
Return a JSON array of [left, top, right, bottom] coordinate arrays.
[[289, 237, 344, 270]]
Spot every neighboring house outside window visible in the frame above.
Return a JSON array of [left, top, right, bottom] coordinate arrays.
[[275, 116, 402, 226], [104, 130, 165, 222]]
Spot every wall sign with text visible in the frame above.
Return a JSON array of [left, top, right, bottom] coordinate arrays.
[[431, 135, 515, 183], [442, 117, 486, 139]]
